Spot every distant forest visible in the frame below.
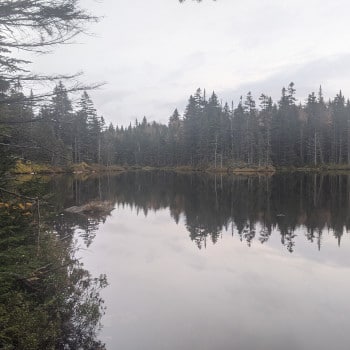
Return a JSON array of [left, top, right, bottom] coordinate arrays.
[[2, 82, 350, 169]]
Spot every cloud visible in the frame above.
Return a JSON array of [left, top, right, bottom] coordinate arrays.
[[24, 0, 350, 126], [218, 53, 350, 107]]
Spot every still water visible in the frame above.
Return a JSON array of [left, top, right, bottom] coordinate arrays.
[[59, 172, 350, 350]]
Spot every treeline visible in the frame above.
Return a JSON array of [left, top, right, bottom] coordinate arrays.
[[0, 82, 106, 167], [115, 84, 350, 168], [3, 82, 350, 169]]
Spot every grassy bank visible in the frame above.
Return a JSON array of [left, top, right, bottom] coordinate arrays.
[[276, 164, 350, 173], [10, 161, 276, 175], [10, 161, 127, 175], [11, 160, 350, 176]]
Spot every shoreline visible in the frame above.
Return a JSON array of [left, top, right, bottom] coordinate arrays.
[[9, 161, 350, 176]]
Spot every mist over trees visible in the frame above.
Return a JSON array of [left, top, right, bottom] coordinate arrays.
[[3, 82, 350, 170], [112, 84, 350, 168]]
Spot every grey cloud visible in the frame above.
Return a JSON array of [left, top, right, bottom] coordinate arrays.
[[161, 51, 207, 83], [112, 51, 350, 125], [219, 53, 350, 106], [26, 0, 350, 126]]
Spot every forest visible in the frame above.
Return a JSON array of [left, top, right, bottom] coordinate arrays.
[[2, 82, 350, 171]]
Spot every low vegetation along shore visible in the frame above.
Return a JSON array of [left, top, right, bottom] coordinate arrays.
[[10, 160, 350, 176]]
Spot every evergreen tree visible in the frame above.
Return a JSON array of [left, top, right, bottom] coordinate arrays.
[[51, 82, 73, 146], [168, 109, 182, 166], [79, 91, 101, 163], [183, 89, 204, 165]]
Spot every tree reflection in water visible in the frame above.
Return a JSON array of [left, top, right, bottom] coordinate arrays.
[[52, 172, 350, 253]]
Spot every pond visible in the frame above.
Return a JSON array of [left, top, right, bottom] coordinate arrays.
[[59, 172, 350, 349]]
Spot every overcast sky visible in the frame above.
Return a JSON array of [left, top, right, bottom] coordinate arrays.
[[29, 0, 350, 126]]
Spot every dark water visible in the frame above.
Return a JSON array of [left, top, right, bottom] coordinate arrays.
[[55, 172, 350, 350]]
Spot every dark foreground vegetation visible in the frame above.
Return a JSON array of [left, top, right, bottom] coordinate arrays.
[[0, 177, 107, 349], [0, 1, 108, 348]]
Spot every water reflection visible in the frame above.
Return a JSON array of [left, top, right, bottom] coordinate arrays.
[[57, 172, 350, 253], [55, 172, 350, 350]]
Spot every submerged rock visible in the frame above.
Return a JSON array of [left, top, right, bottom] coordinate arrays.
[[64, 201, 114, 214]]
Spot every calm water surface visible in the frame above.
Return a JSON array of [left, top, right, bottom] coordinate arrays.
[[63, 172, 350, 350]]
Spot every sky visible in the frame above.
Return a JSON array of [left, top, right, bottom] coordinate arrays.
[[28, 0, 350, 126]]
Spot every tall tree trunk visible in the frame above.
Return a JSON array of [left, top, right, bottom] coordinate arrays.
[[314, 131, 317, 166]]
